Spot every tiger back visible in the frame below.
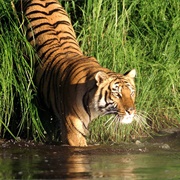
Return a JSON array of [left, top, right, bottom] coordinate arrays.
[[18, 0, 136, 146]]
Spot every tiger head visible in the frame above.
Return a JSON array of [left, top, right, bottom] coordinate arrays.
[[90, 69, 136, 124]]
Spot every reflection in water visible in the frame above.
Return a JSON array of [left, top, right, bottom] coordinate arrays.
[[90, 153, 180, 179], [35, 154, 92, 179], [90, 155, 137, 179], [0, 143, 180, 179], [0, 145, 92, 179]]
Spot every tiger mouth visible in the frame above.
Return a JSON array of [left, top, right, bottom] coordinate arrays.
[[119, 114, 134, 124], [104, 112, 134, 127], [104, 111, 134, 124]]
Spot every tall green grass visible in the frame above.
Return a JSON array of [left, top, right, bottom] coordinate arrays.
[[0, 0, 179, 143], [0, 0, 45, 141]]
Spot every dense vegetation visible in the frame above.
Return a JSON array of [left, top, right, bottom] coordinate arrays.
[[0, 0, 179, 144]]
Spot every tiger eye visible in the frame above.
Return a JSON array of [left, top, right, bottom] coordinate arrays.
[[112, 92, 121, 98]]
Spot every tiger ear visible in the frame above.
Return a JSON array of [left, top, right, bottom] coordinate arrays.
[[124, 69, 136, 79], [95, 71, 109, 86]]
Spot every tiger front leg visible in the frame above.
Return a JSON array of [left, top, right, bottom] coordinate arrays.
[[65, 115, 88, 146]]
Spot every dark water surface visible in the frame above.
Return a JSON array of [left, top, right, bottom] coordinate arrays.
[[1, 130, 180, 179]]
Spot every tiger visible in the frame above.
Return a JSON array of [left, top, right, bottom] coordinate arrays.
[[17, 0, 136, 146]]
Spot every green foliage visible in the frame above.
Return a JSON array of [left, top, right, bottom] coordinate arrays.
[[0, 0, 45, 140], [0, 0, 179, 143]]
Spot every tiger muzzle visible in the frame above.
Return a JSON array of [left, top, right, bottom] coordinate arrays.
[[126, 107, 136, 115]]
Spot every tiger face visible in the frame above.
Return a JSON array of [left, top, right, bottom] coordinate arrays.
[[91, 69, 136, 124]]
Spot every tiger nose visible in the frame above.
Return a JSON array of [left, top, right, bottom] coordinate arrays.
[[126, 107, 135, 115]]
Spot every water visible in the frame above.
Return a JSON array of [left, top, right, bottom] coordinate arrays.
[[0, 131, 180, 179]]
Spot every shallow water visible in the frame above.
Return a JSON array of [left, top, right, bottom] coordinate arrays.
[[0, 131, 180, 179]]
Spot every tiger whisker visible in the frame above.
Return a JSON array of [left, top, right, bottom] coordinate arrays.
[[104, 110, 151, 132], [104, 115, 115, 126], [106, 117, 116, 130], [105, 114, 120, 130], [134, 111, 151, 123], [107, 115, 117, 129], [133, 111, 152, 130], [114, 116, 121, 132], [100, 111, 117, 117]]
